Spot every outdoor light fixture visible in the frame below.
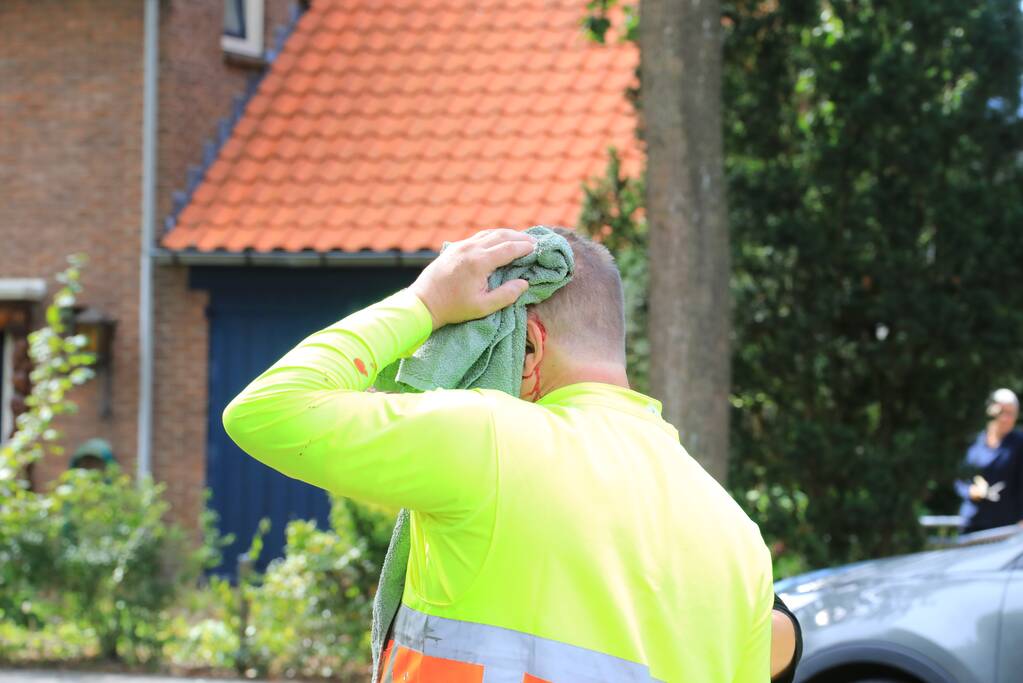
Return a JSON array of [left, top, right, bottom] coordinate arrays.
[[73, 306, 116, 418]]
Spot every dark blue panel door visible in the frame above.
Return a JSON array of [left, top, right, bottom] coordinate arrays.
[[195, 267, 418, 575]]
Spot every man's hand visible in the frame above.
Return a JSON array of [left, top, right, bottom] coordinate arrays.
[[410, 229, 535, 330]]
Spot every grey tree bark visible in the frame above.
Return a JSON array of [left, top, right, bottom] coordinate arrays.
[[640, 0, 731, 482]]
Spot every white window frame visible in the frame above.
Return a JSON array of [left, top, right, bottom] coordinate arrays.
[[221, 0, 265, 60], [1, 330, 13, 444], [0, 278, 45, 444]]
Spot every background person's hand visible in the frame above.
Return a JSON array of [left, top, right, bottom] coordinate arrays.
[[969, 475, 989, 501], [410, 229, 535, 330]]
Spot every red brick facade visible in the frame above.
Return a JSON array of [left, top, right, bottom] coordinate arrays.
[[0, 0, 146, 489], [0, 0, 293, 531]]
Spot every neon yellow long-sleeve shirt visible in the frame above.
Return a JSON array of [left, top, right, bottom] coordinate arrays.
[[223, 290, 773, 682]]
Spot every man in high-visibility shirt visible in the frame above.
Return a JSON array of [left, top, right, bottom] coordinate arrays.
[[224, 228, 775, 682]]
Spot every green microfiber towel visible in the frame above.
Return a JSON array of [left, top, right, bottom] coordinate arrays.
[[370, 509, 411, 681], [375, 225, 576, 395], [370, 226, 574, 681]]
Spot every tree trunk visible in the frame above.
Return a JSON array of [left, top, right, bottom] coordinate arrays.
[[641, 0, 730, 482]]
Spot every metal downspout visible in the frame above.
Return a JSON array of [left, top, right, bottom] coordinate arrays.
[[138, 0, 158, 481]]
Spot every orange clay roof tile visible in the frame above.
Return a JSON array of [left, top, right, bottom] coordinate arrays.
[[162, 0, 640, 255]]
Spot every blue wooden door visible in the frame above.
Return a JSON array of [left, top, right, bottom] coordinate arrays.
[[193, 267, 418, 574]]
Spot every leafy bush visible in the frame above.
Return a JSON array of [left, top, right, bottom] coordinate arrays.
[[0, 619, 96, 663], [163, 498, 392, 680], [0, 467, 222, 664], [249, 520, 369, 678], [1, 255, 98, 630], [166, 618, 239, 672], [0, 256, 227, 666], [244, 498, 392, 679], [55, 468, 209, 661]]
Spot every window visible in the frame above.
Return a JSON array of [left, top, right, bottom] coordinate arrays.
[[222, 0, 264, 59], [1, 331, 12, 443], [224, 0, 246, 38]]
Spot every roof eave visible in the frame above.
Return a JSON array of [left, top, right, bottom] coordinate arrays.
[[152, 247, 437, 268]]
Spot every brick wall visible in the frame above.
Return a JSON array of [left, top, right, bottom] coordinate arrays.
[[153, 268, 209, 531], [0, 0, 145, 487], [0, 0, 295, 532]]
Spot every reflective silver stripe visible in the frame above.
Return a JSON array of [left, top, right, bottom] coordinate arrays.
[[392, 604, 664, 683]]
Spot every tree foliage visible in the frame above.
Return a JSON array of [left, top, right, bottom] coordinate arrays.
[[582, 0, 1023, 569]]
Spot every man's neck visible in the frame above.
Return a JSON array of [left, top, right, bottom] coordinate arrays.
[[540, 362, 630, 398]]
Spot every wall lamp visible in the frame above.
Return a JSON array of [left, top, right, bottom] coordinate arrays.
[[73, 307, 116, 418]]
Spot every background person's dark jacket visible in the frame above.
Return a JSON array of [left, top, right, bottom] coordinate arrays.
[[956, 430, 1023, 532]]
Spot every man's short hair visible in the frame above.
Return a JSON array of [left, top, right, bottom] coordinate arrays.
[[531, 226, 626, 362]]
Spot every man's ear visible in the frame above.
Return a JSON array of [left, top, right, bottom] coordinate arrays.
[[522, 315, 546, 379]]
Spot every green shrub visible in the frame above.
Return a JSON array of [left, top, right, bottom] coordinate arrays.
[[166, 618, 239, 672], [51, 468, 205, 662], [244, 498, 392, 679], [162, 498, 392, 679], [1, 255, 97, 627], [0, 619, 95, 663], [0, 257, 231, 666], [0, 488, 55, 628], [250, 520, 368, 677], [0, 467, 224, 665]]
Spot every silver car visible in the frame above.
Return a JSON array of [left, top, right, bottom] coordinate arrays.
[[776, 526, 1023, 683]]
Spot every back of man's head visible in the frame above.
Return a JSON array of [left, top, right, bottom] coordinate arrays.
[[531, 226, 626, 364]]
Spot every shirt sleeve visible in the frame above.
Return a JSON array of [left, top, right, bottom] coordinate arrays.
[[222, 290, 499, 517], [955, 441, 981, 501], [954, 477, 972, 501], [732, 549, 774, 683]]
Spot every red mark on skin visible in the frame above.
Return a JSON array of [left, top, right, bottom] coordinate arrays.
[[354, 358, 368, 376], [525, 317, 547, 402], [535, 319, 548, 346], [527, 366, 542, 402]]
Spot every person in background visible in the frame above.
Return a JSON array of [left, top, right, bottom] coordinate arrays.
[[955, 388, 1023, 533], [68, 438, 115, 471]]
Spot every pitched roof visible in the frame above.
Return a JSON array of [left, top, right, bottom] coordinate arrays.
[[162, 0, 639, 255]]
